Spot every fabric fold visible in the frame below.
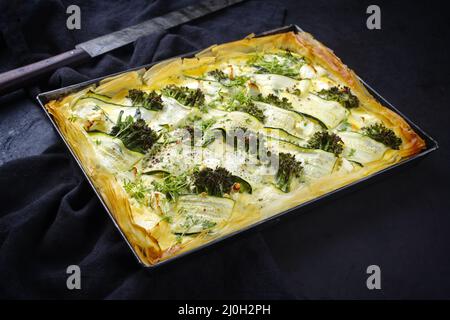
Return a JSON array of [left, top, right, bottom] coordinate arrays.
[[0, 0, 291, 299]]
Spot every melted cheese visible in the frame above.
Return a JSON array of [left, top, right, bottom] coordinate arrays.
[[45, 31, 424, 265]]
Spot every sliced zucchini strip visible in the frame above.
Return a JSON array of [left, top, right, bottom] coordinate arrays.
[[262, 127, 304, 145], [88, 132, 143, 172], [171, 195, 235, 234], [285, 93, 348, 129], [265, 138, 337, 180], [338, 131, 388, 164], [254, 101, 320, 139]]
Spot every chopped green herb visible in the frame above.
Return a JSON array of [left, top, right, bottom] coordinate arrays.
[[145, 130, 176, 160], [201, 220, 217, 229], [226, 91, 265, 122], [207, 69, 249, 87], [317, 86, 359, 109], [152, 172, 190, 201], [123, 178, 149, 204], [207, 69, 228, 81], [162, 85, 205, 108], [248, 51, 305, 79], [127, 89, 164, 111], [175, 234, 183, 244], [199, 118, 216, 132], [254, 93, 293, 110], [287, 87, 302, 97], [348, 148, 356, 157], [337, 120, 351, 132], [201, 134, 216, 147], [183, 118, 218, 147], [68, 114, 79, 122], [160, 215, 173, 223], [179, 214, 216, 233], [240, 103, 265, 123], [307, 131, 344, 156]]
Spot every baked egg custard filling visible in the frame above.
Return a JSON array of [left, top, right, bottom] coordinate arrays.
[[46, 32, 425, 265]]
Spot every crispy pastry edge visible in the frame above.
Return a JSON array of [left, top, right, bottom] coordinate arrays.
[[45, 31, 426, 266]]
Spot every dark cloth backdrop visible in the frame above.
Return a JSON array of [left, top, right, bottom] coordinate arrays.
[[0, 0, 449, 299]]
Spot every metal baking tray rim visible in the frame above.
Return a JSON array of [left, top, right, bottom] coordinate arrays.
[[36, 24, 439, 269]]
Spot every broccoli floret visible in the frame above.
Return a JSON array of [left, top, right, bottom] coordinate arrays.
[[241, 102, 265, 123], [192, 166, 252, 196], [362, 123, 402, 149], [193, 167, 235, 197], [317, 86, 359, 109], [207, 69, 248, 87], [276, 152, 303, 192], [161, 85, 205, 108], [110, 111, 159, 153], [254, 93, 293, 110], [127, 89, 164, 111], [307, 131, 344, 156], [225, 91, 266, 123], [248, 51, 305, 79], [207, 69, 228, 81]]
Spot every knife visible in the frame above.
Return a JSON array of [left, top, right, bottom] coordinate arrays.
[[0, 0, 245, 96]]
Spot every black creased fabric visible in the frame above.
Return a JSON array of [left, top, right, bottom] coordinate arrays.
[[0, 0, 295, 299]]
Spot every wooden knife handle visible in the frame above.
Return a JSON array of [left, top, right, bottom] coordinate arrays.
[[0, 48, 90, 96]]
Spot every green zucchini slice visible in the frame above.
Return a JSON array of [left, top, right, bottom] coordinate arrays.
[[262, 127, 304, 145], [88, 132, 143, 172], [338, 131, 388, 164], [265, 138, 337, 180], [171, 195, 235, 234], [287, 93, 349, 129]]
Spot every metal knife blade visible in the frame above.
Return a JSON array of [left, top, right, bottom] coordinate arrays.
[[76, 0, 245, 57], [0, 0, 245, 96]]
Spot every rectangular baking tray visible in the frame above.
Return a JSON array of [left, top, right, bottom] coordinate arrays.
[[36, 25, 439, 268]]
